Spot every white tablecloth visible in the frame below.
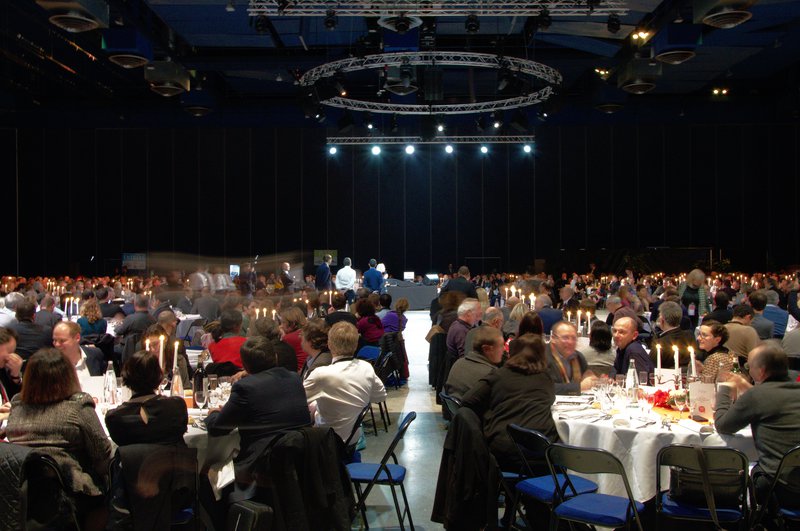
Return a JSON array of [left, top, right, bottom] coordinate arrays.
[[177, 314, 204, 340], [553, 399, 756, 502]]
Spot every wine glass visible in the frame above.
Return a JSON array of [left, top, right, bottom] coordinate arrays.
[[194, 385, 207, 411], [673, 389, 688, 419]]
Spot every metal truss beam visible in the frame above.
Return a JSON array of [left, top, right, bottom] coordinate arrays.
[[299, 51, 562, 87], [248, 0, 628, 17], [327, 135, 538, 145]]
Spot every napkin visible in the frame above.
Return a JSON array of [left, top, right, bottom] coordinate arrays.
[[677, 418, 714, 435]]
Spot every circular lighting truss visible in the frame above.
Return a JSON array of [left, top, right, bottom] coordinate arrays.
[[300, 51, 562, 116]]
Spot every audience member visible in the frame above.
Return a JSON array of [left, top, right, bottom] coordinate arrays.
[[376, 293, 392, 320], [725, 304, 760, 361], [355, 299, 385, 347], [10, 299, 52, 359], [208, 310, 247, 369], [581, 320, 614, 375], [324, 292, 358, 327], [381, 297, 409, 333], [749, 291, 775, 340], [446, 298, 481, 360], [78, 299, 107, 337], [440, 266, 478, 298], [545, 321, 594, 394], [698, 320, 733, 381], [299, 319, 331, 380], [611, 316, 655, 377], [763, 289, 789, 338], [704, 291, 732, 324], [247, 317, 297, 372], [0, 327, 22, 403], [534, 294, 563, 334], [53, 321, 104, 388], [650, 301, 697, 368], [35, 295, 62, 329], [279, 306, 307, 371], [445, 326, 502, 399]]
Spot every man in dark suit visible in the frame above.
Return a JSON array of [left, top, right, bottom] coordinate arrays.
[[149, 288, 172, 320], [191, 287, 220, 322], [97, 287, 123, 319], [315, 254, 333, 291], [705, 291, 733, 324], [280, 262, 295, 294], [650, 301, 697, 367], [116, 294, 156, 364], [325, 292, 358, 327], [440, 266, 478, 298], [10, 300, 52, 360], [205, 336, 311, 497], [534, 294, 564, 334], [34, 295, 62, 330]]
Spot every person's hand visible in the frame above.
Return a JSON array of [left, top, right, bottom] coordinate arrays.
[[722, 373, 752, 397], [0, 402, 11, 414], [580, 376, 597, 391], [5, 353, 23, 379], [230, 370, 248, 383], [206, 407, 222, 414]]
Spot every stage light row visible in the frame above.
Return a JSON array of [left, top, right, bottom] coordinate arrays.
[[327, 144, 534, 155]]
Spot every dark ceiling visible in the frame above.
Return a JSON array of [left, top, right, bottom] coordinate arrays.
[[2, 0, 800, 129]]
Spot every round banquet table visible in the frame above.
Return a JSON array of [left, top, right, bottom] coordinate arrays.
[[553, 400, 756, 502]]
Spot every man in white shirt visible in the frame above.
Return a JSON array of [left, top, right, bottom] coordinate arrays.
[[335, 257, 357, 305], [303, 321, 386, 444], [0, 292, 24, 327], [52, 321, 103, 390]]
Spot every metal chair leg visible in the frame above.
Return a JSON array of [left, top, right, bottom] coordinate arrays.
[[389, 484, 405, 530], [368, 405, 378, 436], [378, 402, 389, 432], [354, 483, 369, 529], [399, 482, 415, 530]]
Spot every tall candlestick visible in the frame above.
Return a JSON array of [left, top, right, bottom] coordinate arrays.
[[145, 338, 151, 352], [255, 308, 260, 319], [329, 290, 332, 305], [688, 346, 696, 377], [656, 344, 662, 370], [272, 309, 276, 320], [505, 288, 509, 300], [577, 310, 582, 330], [159, 335, 165, 371], [672, 345, 680, 371], [173, 341, 180, 372]]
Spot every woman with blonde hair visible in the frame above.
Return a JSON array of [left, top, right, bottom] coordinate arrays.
[[78, 299, 107, 337], [679, 268, 710, 328]]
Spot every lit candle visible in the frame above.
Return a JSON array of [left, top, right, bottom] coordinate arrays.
[[688, 346, 696, 377], [159, 335, 165, 370], [255, 308, 260, 319], [656, 344, 662, 370], [577, 310, 582, 329], [511, 286, 517, 297], [272, 309, 276, 320], [505, 288, 509, 299], [586, 311, 592, 323], [567, 311, 572, 323], [173, 340, 180, 372], [329, 290, 332, 305], [672, 345, 680, 370], [145, 338, 151, 352], [529, 293, 535, 308]]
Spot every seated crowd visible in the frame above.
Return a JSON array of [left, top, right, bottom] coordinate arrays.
[[1, 263, 800, 528]]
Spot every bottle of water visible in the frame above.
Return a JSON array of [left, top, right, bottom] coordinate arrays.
[[103, 361, 117, 406], [626, 358, 639, 405]]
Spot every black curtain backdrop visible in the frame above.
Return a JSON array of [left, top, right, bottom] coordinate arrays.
[[1, 123, 798, 277]]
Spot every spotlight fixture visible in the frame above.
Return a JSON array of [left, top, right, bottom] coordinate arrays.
[[328, 146, 337, 155], [594, 67, 611, 79], [631, 30, 650, 41], [480, 145, 489, 154], [587, 0, 601, 14], [437, 124, 444, 132], [254, 15, 269, 34], [607, 14, 621, 34], [371, 145, 381, 155], [324, 10, 337, 30], [712, 87, 729, 95], [497, 66, 514, 91], [405, 145, 415, 155], [225, 0, 235, 12], [314, 106, 326, 123], [538, 8, 552, 30], [475, 115, 486, 132], [334, 76, 347, 97], [523, 144, 532, 153], [465, 14, 480, 33], [394, 15, 412, 34], [365, 112, 374, 129], [445, 145, 454, 154], [493, 120, 501, 129], [390, 113, 399, 133]]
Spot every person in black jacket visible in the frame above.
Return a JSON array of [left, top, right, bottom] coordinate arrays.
[[441, 266, 478, 299], [461, 333, 558, 472], [105, 350, 188, 446]]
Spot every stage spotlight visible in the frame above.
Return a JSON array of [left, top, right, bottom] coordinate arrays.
[[480, 145, 488, 154], [538, 8, 552, 30], [365, 112, 374, 129], [607, 14, 621, 34], [493, 119, 501, 129], [405, 145, 415, 154], [371, 145, 381, 155], [328, 146, 337, 155], [523, 144, 532, 153], [324, 10, 337, 30], [465, 14, 480, 33], [445, 145, 454, 154], [314, 106, 326, 123], [437, 123, 445, 132]]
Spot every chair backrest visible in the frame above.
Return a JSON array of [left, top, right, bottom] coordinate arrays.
[[657, 444, 749, 475], [375, 351, 396, 383], [546, 444, 637, 503], [775, 445, 800, 481], [438, 391, 462, 418], [344, 403, 373, 448], [378, 412, 417, 468], [24, 453, 80, 530], [356, 346, 381, 362], [507, 424, 551, 475]]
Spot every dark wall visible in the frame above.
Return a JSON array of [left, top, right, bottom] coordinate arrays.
[[1, 123, 799, 277]]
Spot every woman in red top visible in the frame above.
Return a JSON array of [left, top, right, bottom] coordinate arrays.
[[356, 299, 384, 347], [209, 309, 247, 368], [280, 306, 308, 372]]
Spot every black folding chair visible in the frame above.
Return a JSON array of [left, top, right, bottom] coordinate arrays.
[[343, 403, 373, 462], [346, 412, 417, 530], [751, 444, 800, 530], [655, 444, 750, 531], [546, 444, 645, 531], [24, 453, 81, 530], [438, 391, 462, 419], [506, 425, 597, 529]]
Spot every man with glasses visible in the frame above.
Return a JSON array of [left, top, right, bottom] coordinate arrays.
[[715, 342, 800, 513], [545, 321, 595, 394]]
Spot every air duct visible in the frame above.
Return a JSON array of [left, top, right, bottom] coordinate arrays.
[[652, 24, 702, 65], [102, 27, 153, 69], [693, 0, 756, 29], [617, 59, 662, 94]]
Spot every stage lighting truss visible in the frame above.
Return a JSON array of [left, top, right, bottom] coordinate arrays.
[[248, 0, 628, 17], [326, 135, 538, 145], [301, 51, 562, 115]]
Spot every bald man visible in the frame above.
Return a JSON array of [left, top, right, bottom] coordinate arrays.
[[610, 316, 654, 377]]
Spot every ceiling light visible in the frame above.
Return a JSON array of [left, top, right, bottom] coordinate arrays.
[[523, 144, 532, 153], [405, 145, 415, 154], [437, 123, 444, 132], [334, 78, 347, 97], [607, 14, 621, 33], [712, 87, 729, 96], [538, 8, 552, 30], [480, 146, 488, 154], [324, 10, 337, 30], [328, 146, 337, 155], [493, 120, 501, 129], [445, 145, 454, 154], [365, 112, 374, 129], [314, 106, 326, 123], [371, 146, 381, 155], [465, 14, 480, 33]]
